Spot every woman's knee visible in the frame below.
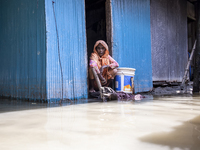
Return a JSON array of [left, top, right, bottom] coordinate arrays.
[[109, 68, 117, 79]]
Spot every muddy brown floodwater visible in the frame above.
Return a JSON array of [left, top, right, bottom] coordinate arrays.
[[0, 95, 200, 150]]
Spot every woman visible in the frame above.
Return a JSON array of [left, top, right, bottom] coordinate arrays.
[[89, 40, 119, 92]]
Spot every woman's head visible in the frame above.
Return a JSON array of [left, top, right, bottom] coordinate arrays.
[[96, 43, 106, 57], [93, 40, 109, 57]]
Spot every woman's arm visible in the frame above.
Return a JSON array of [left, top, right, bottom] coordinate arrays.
[[108, 55, 119, 69]]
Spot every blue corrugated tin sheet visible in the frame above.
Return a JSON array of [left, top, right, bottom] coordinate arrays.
[[151, 0, 187, 82], [0, 0, 46, 100], [45, 0, 88, 101], [111, 0, 153, 92]]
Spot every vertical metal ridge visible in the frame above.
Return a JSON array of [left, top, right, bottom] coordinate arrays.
[[151, 0, 187, 82], [45, 0, 87, 101], [111, 0, 153, 92], [0, 0, 46, 100]]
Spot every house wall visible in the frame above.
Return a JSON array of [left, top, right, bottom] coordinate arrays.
[[111, 0, 153, 92], [45, 0, 88, 100], [0, 0, 188, 100], [0, 0, 46, 100], [151, 0, 188, 82]]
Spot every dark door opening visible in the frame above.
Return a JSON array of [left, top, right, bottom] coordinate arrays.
[[85, 0, 112, 94], [85, 0, 107, 63]]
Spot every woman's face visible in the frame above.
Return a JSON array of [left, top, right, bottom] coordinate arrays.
[[96, 43, 106, 57]]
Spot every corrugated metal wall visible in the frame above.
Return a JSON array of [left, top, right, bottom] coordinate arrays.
[[151, 0, 188, 82], [0, 0, 46, 100], [45, 0, 88, 100], [111, 0, 153, 92]]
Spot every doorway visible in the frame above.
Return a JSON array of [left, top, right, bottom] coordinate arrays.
[[85, 0, 112, 92], [85, 0, 107, 61]]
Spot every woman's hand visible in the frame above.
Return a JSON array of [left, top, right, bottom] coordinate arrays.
[[97, 73, 107, 85], [100, 65, 110, 74]]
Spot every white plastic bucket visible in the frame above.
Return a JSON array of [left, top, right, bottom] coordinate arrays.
[[115, 67, 136, 93]]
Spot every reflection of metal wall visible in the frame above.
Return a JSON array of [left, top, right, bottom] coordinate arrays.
[[151, 0, 188, 82], [111, 0, 153, 92], [0, 0, 46, 100], [45, 0, 88, 100]]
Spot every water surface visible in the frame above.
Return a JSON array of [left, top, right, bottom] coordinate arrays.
[[0, 95, 199, 150]]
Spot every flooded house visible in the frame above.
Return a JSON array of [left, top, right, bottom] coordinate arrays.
[[0, 0, 197, 101]]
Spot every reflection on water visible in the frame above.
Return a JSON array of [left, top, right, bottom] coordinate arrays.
[[0, 95, 200, 150]]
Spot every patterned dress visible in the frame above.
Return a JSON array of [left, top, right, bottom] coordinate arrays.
[[89, 40, 119, 81]]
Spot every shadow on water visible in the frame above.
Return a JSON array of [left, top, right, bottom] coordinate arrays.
[[139, 115, 200, 150]]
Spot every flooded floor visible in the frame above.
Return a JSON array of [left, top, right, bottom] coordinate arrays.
[[0, 95, 200, 150]]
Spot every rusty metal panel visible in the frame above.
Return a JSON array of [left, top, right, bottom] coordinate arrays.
[[0, 0, 46, 100], [151, 0, 188, 82], [45, 0, 88, 101], [111, 0, 153, 92]]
